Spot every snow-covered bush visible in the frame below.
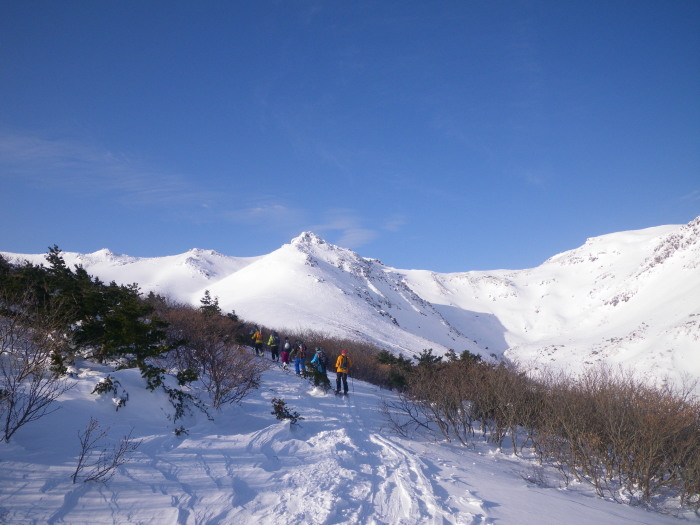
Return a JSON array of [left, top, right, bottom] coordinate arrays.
[[271, 398, 303, 425], [91, 375, 129, 410]]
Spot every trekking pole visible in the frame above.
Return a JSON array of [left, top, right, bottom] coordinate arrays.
[[351, 371, 355, 394]]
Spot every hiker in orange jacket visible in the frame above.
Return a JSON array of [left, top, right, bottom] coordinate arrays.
[[334, 350, 352, 395]]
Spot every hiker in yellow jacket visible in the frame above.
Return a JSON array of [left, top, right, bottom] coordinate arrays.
[[334, 350, 352, 395], [267, 331, 280, 362], [252, 328, 264, 356]]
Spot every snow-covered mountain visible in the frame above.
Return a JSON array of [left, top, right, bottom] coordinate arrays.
[[3, 217, 699, 389], [1, 219, 699, 524]]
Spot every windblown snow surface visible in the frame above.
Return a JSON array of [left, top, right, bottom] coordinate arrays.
[[0, 359, 695, 524]]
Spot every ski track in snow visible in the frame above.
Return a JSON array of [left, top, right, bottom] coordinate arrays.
[[367, 434, 488, 524], [213, 371, 488, 525]]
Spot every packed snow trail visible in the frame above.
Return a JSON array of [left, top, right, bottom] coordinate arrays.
[[0, 361, 694, 524], [196, 369, 488, 525]]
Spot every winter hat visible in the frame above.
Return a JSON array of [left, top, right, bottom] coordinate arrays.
[[341, 350, 347, 355]]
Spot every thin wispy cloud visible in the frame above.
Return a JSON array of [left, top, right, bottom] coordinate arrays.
[[272, 108, 356, 177], [337, 228, 378, 248], [383, 214, 407, 232], [220, 200, 306, 229], [0, 131, 216, 208], [681, 190, 700, 202], [310, 208, 379, 248], [518, 167, 547, 187], [220, 203, 403, 249]]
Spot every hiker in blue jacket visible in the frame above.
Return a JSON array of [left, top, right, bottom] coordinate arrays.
[[310, 347, 328, 375]]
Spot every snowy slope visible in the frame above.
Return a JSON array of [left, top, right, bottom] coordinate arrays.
[[0, 360, 694, 524], [401, 218, 700, 386], [205, 232, 479, 356], [3, 217, 699, 389]]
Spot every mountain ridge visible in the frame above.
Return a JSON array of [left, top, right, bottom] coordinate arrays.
[[2, 217, 698, 389]]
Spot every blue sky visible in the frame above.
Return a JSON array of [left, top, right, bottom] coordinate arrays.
[[1, 1, 698, 272]]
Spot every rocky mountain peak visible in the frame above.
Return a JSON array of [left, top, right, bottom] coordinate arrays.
[[291, 231, 327, 247]]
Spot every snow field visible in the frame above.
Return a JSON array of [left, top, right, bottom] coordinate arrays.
[[0, 357, 695, 524]]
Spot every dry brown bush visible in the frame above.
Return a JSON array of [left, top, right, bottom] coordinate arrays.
[[382, 356, 700, 510], [159, 306, 269, 409], [530, 366, 700, 506], [383, 359, 491, 445]]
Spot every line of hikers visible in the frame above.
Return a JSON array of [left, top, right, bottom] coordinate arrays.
[[251, 328, 352, 394]]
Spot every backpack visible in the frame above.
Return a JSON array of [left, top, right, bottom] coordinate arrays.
[[273, 334, 280, 346], [339, 355, 348, 369], [318, 351, 328, 367], [298, 344, 307, 360]]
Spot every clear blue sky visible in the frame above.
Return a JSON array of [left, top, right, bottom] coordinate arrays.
[[1, 1, 698, 272]]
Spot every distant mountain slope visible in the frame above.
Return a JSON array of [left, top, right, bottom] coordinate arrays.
[[1, 247, 260, 302], [3, 217, 698, 389], [203, 231, 496, 356], [401, 218, 700, 386]]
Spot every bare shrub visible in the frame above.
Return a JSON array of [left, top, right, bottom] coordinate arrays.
[[382, 355, 700, 510], [384, 359, 489, 445], [608, 376, 699, 505], [529, 370, 577, 486], [479, 362, 543, 453], [380, 392, 436, 440], [402, 362, 453, 441], [202, 345, 269, 408], [0, 291, 75, 442], [532, 366, 700, 506], [438, 361, 480, 445], [518, 465, 552, 488], [72, 417, 141, 483]]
